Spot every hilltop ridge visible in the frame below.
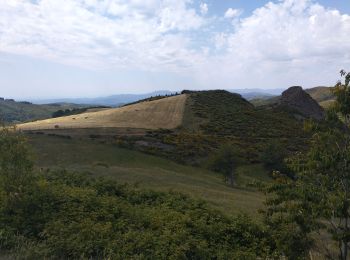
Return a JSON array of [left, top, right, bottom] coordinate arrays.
[[280, 86, 325, 120]]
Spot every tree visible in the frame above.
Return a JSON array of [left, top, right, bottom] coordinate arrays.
[[0, 127, 34, 194], [52, 109, 66, 118], [261, 140, 287, 172], [207, 145, 241, 187], [264, 70, 350, 259], [333, 70, 350, 121]]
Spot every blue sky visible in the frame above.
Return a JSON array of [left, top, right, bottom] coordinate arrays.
[[0, 0, 350, 99]]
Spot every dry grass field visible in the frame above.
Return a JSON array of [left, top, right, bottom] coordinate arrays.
[[18, 94, 187, 131]]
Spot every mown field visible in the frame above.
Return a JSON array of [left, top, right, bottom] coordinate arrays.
[[18, 94, 187, 130], [28, 134, 270, 217]]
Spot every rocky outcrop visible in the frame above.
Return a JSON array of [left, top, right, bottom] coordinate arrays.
[[280, 86, 325, 120]]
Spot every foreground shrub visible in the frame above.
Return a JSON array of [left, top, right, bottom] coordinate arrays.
[[0, 171, 276, 259], [0, 128, 276, 259]]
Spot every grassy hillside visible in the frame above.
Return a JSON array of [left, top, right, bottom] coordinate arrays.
[[19, 90, 309, 167], [305, 86, 335, 108], [252, 86, 335, 109], [250, 96, 279, 107], [18, 94, 187, 130], [0, 98, 88, 123], [122, 90, 308, 165], [305, 86, 334, 102], [28, 134, 269, 217]]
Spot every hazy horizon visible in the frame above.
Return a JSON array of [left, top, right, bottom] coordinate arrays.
[[1, 87, 310, 101]]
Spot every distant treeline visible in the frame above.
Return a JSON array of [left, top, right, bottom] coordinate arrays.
[[52, 106, 110, 118], [0, 97, 16, 102]]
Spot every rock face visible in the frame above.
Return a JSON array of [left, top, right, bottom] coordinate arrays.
[[280, 86, 325, 120]]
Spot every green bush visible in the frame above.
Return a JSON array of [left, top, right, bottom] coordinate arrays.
[[0, 171, 276, 259], [0, 129, 277, 259]]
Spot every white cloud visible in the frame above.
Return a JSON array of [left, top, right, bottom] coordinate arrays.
[[0, 0, 204, 71], [200, 2, 208, 15], [195, 0, 350, 89], [0, 0, 350, 92], [213, 33, 228, 50], [158, 1, 204, 32], [224, 8, 242, 19]]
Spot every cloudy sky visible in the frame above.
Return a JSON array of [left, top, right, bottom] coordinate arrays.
[[0, 0, 350, 99]]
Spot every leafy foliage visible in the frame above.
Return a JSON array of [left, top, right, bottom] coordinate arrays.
[[207, 145, 241, 186], [0, 128, 277, 259], [333, 70, 350, 118], [260, 140, 287, 173], [0, 127, 34, 193], [264, 70, 350, 259]]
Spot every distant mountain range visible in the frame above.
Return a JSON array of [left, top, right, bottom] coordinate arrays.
[[29, 89, 285, 106], [231, 88, 285, 99], [30, 91, 177, 107]]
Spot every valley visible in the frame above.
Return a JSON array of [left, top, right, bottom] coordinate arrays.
[[15, 87, 318, 217], [0, 83, 347, 259], [2, 1, 349, 257]]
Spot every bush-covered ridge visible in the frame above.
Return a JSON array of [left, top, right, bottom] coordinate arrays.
[[113, 90, 309, 165], [185, 90, 304, 138]]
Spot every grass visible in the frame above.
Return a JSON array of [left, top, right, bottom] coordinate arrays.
[[319, 99, 336, 109], [27, 134, 270, 217], [305, 86, 334, 103], [18, 94, 187, 130]]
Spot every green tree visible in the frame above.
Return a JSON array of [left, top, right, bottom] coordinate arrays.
[[0, 127, 34, 194], [207, 145, 241, 187], [333, 70, 350, 121], [264, 70, 350, 259], [261, 140, 287, 172]]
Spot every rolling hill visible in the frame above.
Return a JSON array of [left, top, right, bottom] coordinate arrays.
[[18, 94, 187, 130], [305, 86, 335, 108], [18, 89, 317, 217], [18, 89, 312, 166], [0, 98, 89, 124], [252, 86, 335, 109]]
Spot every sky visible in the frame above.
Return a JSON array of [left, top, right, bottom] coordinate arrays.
[[0, 0, 350, 99]]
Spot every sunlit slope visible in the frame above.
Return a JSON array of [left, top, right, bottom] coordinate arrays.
[[18, 94, 187, 130]]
